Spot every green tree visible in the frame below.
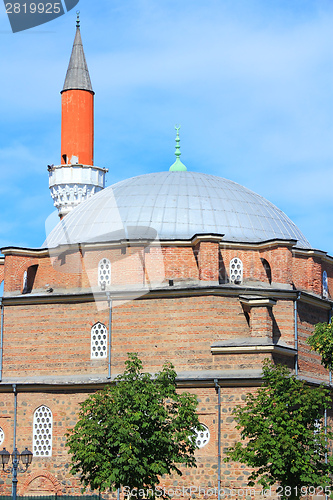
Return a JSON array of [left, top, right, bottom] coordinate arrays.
[[66, 353, 202, 496], [225, 361, 333, 500], [307, 322, 333, 370]]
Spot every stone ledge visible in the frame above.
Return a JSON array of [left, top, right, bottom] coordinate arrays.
[[211, 337, 296, 357]]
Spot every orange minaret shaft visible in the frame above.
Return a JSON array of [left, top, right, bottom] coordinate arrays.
[[61, 19, 94, 165]]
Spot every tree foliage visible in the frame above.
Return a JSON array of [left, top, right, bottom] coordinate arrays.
[[225, 361, 333, 499], [307, 322, 333, 370], [66, 353, 201, 495]]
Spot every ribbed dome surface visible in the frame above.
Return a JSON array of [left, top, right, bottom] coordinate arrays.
[[45, 172, 311, 249]]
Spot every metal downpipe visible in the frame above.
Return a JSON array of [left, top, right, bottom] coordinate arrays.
[[294, 292, 301, 376], [325, 306, 333, 500], [12, 384, 18, 500], [214, 379, 221, 500]]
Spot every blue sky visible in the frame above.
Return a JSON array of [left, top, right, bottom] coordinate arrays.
[[0, 0, 332, 253]]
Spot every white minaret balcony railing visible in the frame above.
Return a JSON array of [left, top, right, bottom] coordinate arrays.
[[48, 163, 108, 217]]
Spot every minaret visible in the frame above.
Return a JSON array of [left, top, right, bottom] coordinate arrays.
[[48, 13, 107, 218]]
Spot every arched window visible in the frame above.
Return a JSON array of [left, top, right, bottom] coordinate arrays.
[[22, 265, 38, 294], [33, 406, 53, 457], [193, 424, 210, 448], [229, 257, 243, 284], [0, 427, 4, 446], [323, 271, 328, 299], [261, 258, 272, 284], [91, 322, 108, 359], [98, 258, 111, 289]]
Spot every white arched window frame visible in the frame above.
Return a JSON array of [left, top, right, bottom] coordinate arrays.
[[0, 427, 4, 446], [33, 406, 53, 457], [193, 424, 210, 448], [98, 258, 111, 289], [91, 322, 108, 359], [323, 271, 328, 299], [229, 257, 243, 284]]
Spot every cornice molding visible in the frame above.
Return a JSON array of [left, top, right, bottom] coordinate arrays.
[[293, 247, 333, 264], [219, 238, 297, 250], [2, 282, 332, 309], [211, 344, 296, 357], [239, 296, 277, 307], [0, 247, 50, 257]]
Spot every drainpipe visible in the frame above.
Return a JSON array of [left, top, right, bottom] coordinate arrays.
[[329, 307, 332, 387], [0, 298, 4, 382], [325, 306, 333, 500], [214, 379, 221, 500], [294, 292, 301, 376], [107, 293, 112, 380], [12, 384, 17, 499]]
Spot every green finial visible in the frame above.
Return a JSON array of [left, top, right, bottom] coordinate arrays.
[[169, 125, 187, 172], [76, 11, 80, 29]]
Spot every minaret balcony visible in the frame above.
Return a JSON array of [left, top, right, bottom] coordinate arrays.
[[48, 163, 108, 217]]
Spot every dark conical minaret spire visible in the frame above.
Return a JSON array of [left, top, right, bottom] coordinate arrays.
[[62, 12, 94, 93]]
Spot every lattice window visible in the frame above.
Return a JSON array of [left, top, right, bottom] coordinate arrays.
[[230, 257, 243, 284], [91, 322, 108, 359], [0, 427, 4, 446], [98, 258, 111, 288], [323, 271, 328, 299], [193, 424, 210, 448], [33, 406, 52, 457]]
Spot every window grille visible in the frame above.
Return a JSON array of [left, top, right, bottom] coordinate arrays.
[[91, 322, 108, 359], [0, 427, 4, 446], [33, 406, 52, 456], [193, 424, 210, 448], [230, 257, 243, 284], [98, 258, 111, 288], [323, 271, 328, 299]]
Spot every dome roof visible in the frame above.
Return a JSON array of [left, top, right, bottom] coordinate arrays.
[[45, 171, 311, 249]]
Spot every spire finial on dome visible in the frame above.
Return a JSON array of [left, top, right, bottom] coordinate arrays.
[[76, 11, 80, 29], [169, 125, 187, 172]]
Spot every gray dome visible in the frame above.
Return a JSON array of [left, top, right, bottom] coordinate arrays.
[[45, 171, 311, 249]]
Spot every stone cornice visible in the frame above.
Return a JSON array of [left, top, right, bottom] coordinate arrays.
[[219, 238, 297, 250], [190, 233, 224, 246], [0, 368, 329, 390], [0, 247, 50, 257], [293, 247, 333, 264], [211, 340, 296, 357], [2, 284, 332, 309], [239, 295, 277, 307]]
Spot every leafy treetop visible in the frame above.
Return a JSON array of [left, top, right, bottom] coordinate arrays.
[[225, 361, 333, 500], [307, 322, 333, 371], [66, 353, 202, 495]]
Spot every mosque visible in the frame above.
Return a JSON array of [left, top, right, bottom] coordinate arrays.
[[0, 16, 331, 497]]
